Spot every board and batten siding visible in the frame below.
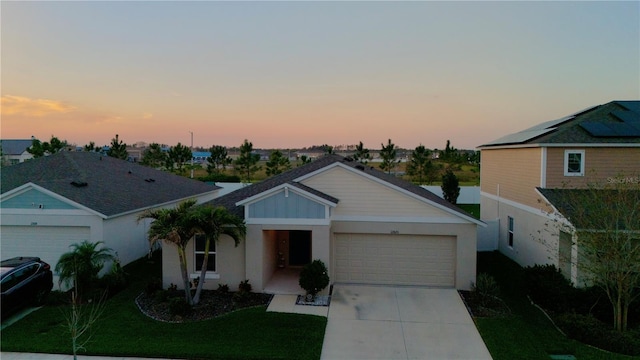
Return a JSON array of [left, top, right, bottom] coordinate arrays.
[[248, 190, 325, 219], [301, 166, 455, 219], [545, 147, 640, 188], [0, 189, 76, 210], [480, 148, 542, 209]]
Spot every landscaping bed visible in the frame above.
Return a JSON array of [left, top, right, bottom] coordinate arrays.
[[136, 289, 273, 322]]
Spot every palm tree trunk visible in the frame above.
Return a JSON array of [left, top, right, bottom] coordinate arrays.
[[177, 247, 194, 305], [192, 235, 213, 304]]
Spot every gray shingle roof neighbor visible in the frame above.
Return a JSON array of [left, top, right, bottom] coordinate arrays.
[[537, 187, 640, 231], [0, 139, 33, 155], [206, 154, 477, 222], [1, 151, 219, 217], [480, 101, 640, 148]]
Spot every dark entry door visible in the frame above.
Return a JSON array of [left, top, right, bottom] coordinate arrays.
[[289, 230, 311, 266]]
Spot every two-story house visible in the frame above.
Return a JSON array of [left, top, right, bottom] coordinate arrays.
[[478, 100, 640, 283]]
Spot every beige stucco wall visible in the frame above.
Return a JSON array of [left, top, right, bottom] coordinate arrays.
[[162, 233, 246, 291], [545, 147, 640, 188], [480, 147, 542, 209], [330, 221, 478, 290]]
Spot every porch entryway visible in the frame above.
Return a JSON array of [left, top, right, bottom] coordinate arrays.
[[264, 267, 304, 294]]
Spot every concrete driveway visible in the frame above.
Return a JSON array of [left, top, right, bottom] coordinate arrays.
[[321, 285, 492, 360]]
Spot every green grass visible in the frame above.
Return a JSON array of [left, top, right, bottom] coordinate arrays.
[[0, 252, 327, 359], [456, 203, 480, 219], [475, 251, 639, 360]]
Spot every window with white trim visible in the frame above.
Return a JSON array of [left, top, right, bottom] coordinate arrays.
[[564, 150, 585, 176], [508, 216, 514, 248], [194, 234, 216, 272]]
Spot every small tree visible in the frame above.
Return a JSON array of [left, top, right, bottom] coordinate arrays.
[[406, 144, 436, 185], [299, 259, 330, 301], [28, 135, 68, 158], [379, 139, 400, 175], [206, 145, 232, 174], [63, 284, 108, 360], [297, 155, 312, 166], [140, 143, 167, 168], [107, 134, 128, 160], [441, 168, 460, 204], [166, 142, 192, 175], [234, 139, 261, 183], [55, 241, 115, 300], [265, 150, 291, 176], [353, 141, 371, 164]]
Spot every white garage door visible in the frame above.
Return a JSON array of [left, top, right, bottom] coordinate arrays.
[[334, 233, 456, 287], [1, 225, 91, 273]]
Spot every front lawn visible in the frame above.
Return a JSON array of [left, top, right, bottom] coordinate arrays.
[[0, 252, 327, 360], [474, 251, 639, 360]]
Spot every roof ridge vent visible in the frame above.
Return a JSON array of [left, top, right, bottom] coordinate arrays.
[[70, 181, 88, 187]]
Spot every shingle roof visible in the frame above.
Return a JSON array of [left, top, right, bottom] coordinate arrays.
[[537, 187, 640, 230], [206, 154, 477, 222], [479, 101, 640, 148], [0, 151, 219, 216], [0, 139, 33, 155]]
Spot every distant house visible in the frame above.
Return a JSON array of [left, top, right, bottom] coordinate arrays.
[[0, 151, 220, 288], [0, 139, 34, 165], [478, 100, 640, 283], [161, 154, 484, 293]]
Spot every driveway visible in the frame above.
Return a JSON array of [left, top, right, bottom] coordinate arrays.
[[321, 285, 492, 360]]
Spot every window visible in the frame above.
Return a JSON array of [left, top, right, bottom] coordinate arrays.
[[194, 235, 216, 272], [564, 150, 585, 176], [508, 216, 514, 248]]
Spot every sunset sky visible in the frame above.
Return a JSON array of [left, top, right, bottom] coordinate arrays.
[[2, 1, 638, 150]]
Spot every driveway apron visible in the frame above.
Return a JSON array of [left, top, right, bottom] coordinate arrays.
[[321, 285, 492, 360]]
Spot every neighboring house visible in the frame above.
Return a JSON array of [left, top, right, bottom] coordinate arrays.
[[0, 151, 220, 288], [478, 100, 640, 283], [0, 139, 34, 165], [162, 154, 484, 293]]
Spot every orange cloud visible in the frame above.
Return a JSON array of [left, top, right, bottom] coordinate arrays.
[[1, 95, 77, 116]]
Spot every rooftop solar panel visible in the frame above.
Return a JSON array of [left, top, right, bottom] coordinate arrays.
[[482, 128, 556, 146]]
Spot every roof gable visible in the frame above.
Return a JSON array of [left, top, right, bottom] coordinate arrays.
[[0, 139, 33, 155], [209, 154, 482, 225]]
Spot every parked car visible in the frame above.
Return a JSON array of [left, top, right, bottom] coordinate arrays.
[[1, 257, 53, 319]]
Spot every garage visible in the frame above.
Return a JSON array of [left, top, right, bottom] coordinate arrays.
[[1, 225, 91, 273], [334, 233, 456, 287]]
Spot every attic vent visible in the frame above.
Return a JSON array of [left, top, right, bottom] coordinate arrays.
[[355, 164, 365, 170], [71, 181, 88, 187], [145, 178, 156, 182]]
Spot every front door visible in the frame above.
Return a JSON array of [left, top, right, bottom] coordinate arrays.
[[288, 230, 311, 266]]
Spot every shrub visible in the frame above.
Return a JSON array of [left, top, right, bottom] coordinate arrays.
[[471, 273, 500, 308], [555, 313, 640, 356], [523, 264, 575, 313], [299, 259, 330, 298], [238, 279, 252, 293], [217, 283, 229, 293], [145, 278, 163, 295], [168, 297, 192, 316], [98, 258, 128, 295]]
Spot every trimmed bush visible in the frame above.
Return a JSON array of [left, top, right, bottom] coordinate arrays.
[[238, 279, 252, 293], [217, 283, 229, 293], [299, 260, 329, 298], [471, 273, 500, 308], [523, 264, 575, 313], [555, 313, 640, 356]]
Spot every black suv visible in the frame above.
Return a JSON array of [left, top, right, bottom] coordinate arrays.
[[1, 257, 53, 319]]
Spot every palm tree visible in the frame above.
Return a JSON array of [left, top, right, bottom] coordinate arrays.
[[137, 199, 199, 304], [190, 205, 246, 304], [55, 241, 115, 299]]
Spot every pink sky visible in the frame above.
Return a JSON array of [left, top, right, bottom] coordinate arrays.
[[2, 2, 638, 150]]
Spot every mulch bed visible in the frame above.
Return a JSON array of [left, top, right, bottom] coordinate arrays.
[[135, 290, 273, 323], [459, 290, 511, 318]]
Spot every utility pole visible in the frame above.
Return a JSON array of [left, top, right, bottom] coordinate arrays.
[[189, 131, 194, 179]]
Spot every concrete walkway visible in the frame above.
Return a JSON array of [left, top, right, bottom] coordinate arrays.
[[321, 285, 492, 360], [266, 294, 329, 317]]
